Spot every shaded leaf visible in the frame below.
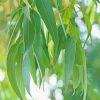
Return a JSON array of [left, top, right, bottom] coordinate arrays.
[[54, 25, 67, 63], [65, 36, 76, 89], [29, 47, 37, 83]]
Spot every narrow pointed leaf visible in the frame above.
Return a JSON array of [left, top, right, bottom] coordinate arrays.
[[35, 0, 59, 45], [33, 11, 50, 76], [80, 8, 92, 47], [22, 51, 30, 94], [65, 36, 76, 89], [72, 66, 80, 91], [15, 43, 26, 99], [8, 14, 23, 48], [83, 13, 92, 47], [41, 30, 50, 62], [23, 12, 35, 51], [82, 51, 87, 100], [29, 47, 37, 83], [7, 39, 25, 100], [54, 25, 67, 63]]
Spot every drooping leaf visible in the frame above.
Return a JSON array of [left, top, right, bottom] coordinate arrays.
[[22, 51, 30, 95], [58, 25, 67, 49], [35, 0, 59, 45], [8, 14, 23, 48], [15, 43, 26, 99], [65, 36, 76, 89], [23, 12, 35, 51], [7, 38, 25, 100], [80, 8, 92, 47], [76, 39, 87, 100], [35, 0, 59, 64], [29, 47, 37, 83], [54, 25, 67, 63], [72, 66, 80, 92], [41, 30, 50, 62], [82, 50, 87, 100], [75, 43, 83, 66], [33, 11, 50, 76]]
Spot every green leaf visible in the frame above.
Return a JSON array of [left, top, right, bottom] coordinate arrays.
[[22, 6, 31, 21], [35, 0, 59, 45], [33, 11, 50, 76], [82, 50, 87, 100], [29, 47, 37, 83], [54, 25, 67, 63], [22, 51, 30, 95], [57, 0, 63, 10], [7, 39, 25, 100], [41, 30, 50, 62], [58, 25, 67, 49], [75, 38, 87, 100], [23, 12, 35, 51], [65, 36, 76, 89], [8, 14, 23, 48], [72, 66, 80, 92], [81, 9, 92, 47], [49, 0, 57, 7], [75, 43, 83, 66], [15, 43, 26, 100], [75, 40, 87, 100]]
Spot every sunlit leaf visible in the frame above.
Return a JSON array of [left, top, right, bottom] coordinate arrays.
[[35, 0, 59, 45], [72, 66, 80, 92]]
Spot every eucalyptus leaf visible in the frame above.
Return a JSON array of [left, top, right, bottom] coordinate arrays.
[[7, 39, 25, 100], [15, 43, 26, 100], [22, 51, 30, 95], [72, 66, 80, 92], [29, 47, 37, 83], [65, 36, 76, 89], [54, 25, 66, 63], [33, 11, 50, 76], [35, 0, 59, 45], [23, 12, 35, 51]]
